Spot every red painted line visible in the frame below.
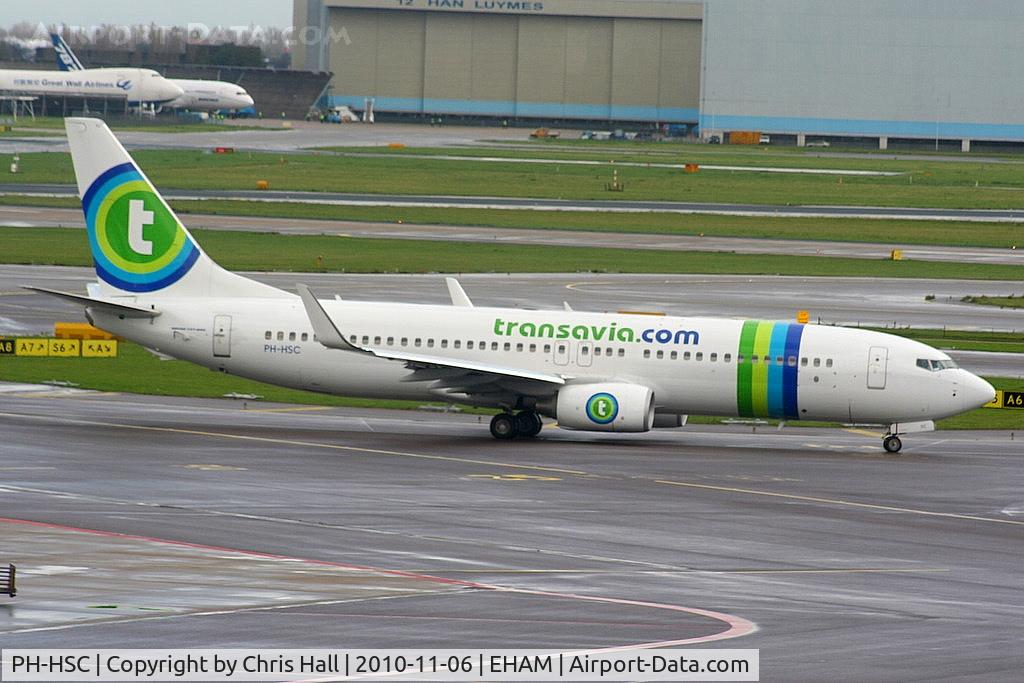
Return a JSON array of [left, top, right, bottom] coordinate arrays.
[[502, 587, 757, 645], [2, 516, 756, 647]]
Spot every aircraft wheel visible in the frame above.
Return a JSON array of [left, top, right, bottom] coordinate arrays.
[[883, 435, 902, 453], [490, 413, 518, 440], [516, 411, 543, 438]]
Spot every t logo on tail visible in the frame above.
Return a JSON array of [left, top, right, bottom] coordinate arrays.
[[127, 199, 154, 255]]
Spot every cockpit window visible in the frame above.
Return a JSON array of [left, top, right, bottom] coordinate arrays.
[[917, 358, 958, 371]]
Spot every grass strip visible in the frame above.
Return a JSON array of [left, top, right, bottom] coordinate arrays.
[[6, 194, 1024, 249], [961, 295, 1024, 309], [5, 226, 1024, 280], [3, 147, 1024, 209]]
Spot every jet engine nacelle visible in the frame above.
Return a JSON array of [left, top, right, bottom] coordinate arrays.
[[555, 383, 655, 432]]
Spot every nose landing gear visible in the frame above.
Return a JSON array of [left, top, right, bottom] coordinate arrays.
[[489, 410, 543, 440], [882, 435, 903, 453]]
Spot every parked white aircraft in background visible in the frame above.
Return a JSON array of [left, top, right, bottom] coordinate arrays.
[[0, 65, 182, 106], [29, 118, 996, 452], [51, 33, 254, 112]]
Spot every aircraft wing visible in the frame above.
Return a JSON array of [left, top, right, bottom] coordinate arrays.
[[297, 284, 564, 397], [23, 286, 160, 318]]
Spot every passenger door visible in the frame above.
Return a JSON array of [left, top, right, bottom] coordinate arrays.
[[213, 315, 232, 358], [867, 346, 887, 389]]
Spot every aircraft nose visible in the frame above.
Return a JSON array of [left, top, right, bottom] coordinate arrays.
[[165, 81, 185, 100], [962, 372, 996, 410]]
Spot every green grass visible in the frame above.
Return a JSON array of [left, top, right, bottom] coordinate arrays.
[[6, 226, 1024, 280], [0, 128, 64, 138], [0, 341, 1017, 430], [0, 341, 423, 410], [961, 294, 1024, 309], [5, 147, 1024, 209], [938, 378, 1024, 430], [7, 194, 1024, 249], [867, 327, 1024, 353]]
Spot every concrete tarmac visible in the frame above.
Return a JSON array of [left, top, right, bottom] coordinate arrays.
[[1, 389, 1022, 680], [0, 121, 530, 155], [3, 205, 1023, 266], [3, 263, 1023, 336]]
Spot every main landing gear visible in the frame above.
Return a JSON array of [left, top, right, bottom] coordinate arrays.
[[882, 435, 903, 453], [490, 410, 543, 440]]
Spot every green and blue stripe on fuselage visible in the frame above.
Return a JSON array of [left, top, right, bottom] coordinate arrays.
[[737, 321, 805, 419]]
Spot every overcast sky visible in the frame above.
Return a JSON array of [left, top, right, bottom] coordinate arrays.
[[2, 1, 292, 29]]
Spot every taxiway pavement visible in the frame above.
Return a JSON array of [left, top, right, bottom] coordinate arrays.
[[0, 389, 1022, 680], [4, 267, 1023, 376], [5, 184, 1024, 224]]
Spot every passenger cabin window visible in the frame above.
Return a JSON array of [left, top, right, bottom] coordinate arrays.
[[401, 337, 408, 347], [710, 353, 718, 362], [787, 356, 797, 367], [696, 352, 704, 361], [387, 336, 394, 345], [813, 358, 821, 367], [643, 349, 651, 359], [825, 359, 834, 368], [544, 344, 552, 353], [265, 331, 271, 340], [374, 336, 381, 345], [278, 332, 285, 341], [656, 350, 664, 359], [529, 344, 536, 353], [441, 340, 448, 348], [427, 339, 434, 348], [724, 353, 732, 363], [467, 341, 474, 350], [301, 333, 309, 342], [670, 351, 678, 360], [517, 343, 524, 352]]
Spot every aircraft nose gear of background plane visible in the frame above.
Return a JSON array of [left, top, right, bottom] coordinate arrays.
[[490, 411, 543, 440]]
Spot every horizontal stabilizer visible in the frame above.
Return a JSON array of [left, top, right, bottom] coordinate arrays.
[[23, 286, 160, 318]]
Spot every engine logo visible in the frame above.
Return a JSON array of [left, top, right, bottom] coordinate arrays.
[[586, 392, 619, 424]]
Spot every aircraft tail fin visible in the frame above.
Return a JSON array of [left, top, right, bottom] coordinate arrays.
[[64, 117, 289, 299], [51, 32, 84, 71]]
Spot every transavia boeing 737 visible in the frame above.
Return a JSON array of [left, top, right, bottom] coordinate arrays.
[[29, 119, 996, 452]]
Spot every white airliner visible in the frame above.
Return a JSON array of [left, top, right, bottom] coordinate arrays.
[[29, 118, 996, 452], [51, 33, 255, 112], [0, 65, 182, 106]]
